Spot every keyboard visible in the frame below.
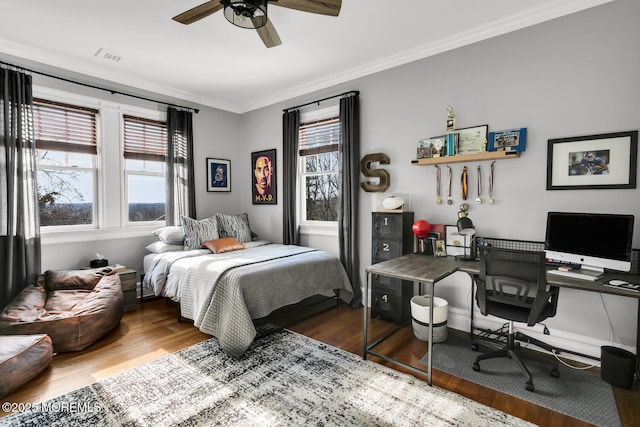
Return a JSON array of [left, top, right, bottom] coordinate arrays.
[[547, 269, 601, 281]]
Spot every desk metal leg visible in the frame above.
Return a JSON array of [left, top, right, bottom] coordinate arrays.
[[637, 299, 640, 358], [362, 272, 370, 359], [427, 281, 434, 385]]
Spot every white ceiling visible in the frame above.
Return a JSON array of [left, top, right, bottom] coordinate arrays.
[[0, 0, 613, 113]]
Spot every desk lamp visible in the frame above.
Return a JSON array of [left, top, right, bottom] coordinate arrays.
[[412, 220, 430, 255], [456, 205, 476, 261]]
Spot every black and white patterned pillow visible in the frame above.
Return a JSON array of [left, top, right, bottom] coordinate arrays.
[[181, 216, 220, 250], [216, 213, 252, 243]]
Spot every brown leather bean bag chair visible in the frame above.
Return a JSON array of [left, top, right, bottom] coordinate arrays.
[[0, 268, 123, 352], [0, 334, 53, 397]]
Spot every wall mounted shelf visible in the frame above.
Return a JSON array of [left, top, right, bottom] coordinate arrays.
[[411, 150, 520, 166]]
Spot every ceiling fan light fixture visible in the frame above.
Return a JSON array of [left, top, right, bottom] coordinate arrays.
[[222, 0, 268, 29]]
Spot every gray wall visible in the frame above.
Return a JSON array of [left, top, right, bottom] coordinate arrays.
[[26, 0, 639, 358], [239, 0, 640, 358]]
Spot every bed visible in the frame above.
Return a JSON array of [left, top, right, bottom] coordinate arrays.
[[142, 239, 353, 357]]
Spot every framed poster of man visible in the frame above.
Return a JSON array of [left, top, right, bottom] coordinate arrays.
[[251, 149, 276, 204]]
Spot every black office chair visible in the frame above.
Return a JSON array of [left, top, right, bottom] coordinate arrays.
[[471, 246, 560, 392]]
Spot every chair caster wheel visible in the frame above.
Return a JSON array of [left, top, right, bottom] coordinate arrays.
[[472, 362, 480, 371], [471, 343, 479, 351], [526, 381, 535, 392], [550, 367, 560, 378]]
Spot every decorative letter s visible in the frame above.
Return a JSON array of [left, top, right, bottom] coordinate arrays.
[[360, 153, 390, 192]]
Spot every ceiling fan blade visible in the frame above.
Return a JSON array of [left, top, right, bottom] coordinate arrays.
[[271, 0, 341, 17], [173, 0, 223, 25], [254, 17, 282, 48]]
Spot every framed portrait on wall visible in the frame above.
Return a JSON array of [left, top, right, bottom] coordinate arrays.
[[206, 158, 231, 192], [251, 149, 277, 204]]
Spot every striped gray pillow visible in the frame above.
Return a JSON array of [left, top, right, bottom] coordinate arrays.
[[181, 216, 220, 250], [216, 213, 252, 243]]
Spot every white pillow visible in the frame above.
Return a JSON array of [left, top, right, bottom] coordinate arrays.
[[145, 241, 185, 254], [152, 226, 185, 245]]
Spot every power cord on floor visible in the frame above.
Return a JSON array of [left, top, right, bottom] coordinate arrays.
[[551, 349, 600, 370]]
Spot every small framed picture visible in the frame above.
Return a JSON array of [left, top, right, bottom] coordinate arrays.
[[206, 158, 231, 192], [434, 239, 447, 257], [488, 128, 527, 152], [445, 225, 467, 256], [417, 136, 446, 159]]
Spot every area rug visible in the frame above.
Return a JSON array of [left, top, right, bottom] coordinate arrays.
[[420, 332, 621, 427], [0, 327, 533, 427]]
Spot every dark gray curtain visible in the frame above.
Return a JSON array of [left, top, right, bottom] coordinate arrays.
[[166, 108, 196, 225], [0, 68, 40, 310], [339, 93, 362, 307], [282, 109, 299, 245]]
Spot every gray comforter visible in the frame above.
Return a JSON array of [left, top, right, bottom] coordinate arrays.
[[143, 243, 353, 356]]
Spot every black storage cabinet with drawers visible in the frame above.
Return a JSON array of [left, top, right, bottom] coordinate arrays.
[[370, 211, 414, 324]]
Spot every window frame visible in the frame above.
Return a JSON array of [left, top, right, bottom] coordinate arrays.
[[122, 114, 168, 227], [298, 105, 340, 236], [34, 86, 167, 245], [34, 96, 99, 231]]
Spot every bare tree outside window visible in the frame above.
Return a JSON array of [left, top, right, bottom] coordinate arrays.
[[37, 150, 94, 226], [304, 152, 339, 221]]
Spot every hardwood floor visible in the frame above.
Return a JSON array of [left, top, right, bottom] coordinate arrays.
[[2, 298, 638, 426]]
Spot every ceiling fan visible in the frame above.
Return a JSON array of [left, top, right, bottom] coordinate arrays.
[[172, 0, 342, 48]]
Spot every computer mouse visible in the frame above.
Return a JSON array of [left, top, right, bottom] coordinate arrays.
[[608, 279, 628, 286]]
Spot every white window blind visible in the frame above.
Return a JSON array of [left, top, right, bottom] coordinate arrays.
[[299, 116, 340, 156], [123, 115, 167, 162], [33, 98, 97, 154]]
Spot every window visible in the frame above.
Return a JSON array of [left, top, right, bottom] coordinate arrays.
[[34, 87, 168, 239], [298, 110, 341, 223], [123, 115, 167, 223], [34, 99, 98, 227]]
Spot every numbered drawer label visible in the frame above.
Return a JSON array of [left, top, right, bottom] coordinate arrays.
[[373, 239, 402, 261], [373, 214, 403, 237]]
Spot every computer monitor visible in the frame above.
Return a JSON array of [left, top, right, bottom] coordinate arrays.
[[545, 212, 634, 279]]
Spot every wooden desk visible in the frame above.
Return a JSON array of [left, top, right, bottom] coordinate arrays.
[[363, 253, 640, 385]]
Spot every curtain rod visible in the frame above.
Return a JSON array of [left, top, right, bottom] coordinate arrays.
[[0, 60, 199, 114], [283, 90, 359, 113]]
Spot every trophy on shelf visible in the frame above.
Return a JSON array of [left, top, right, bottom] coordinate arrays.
[[446, 105, 456, 132]]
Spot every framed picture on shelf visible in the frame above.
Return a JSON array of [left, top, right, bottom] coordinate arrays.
[[206, 158, 231, 192], [488, 128, 527, 152], [457, 125, 489, 155], [546, 131, 637, 190], [417, 135, 446, 158], [434, 239, 447, 257], [445, 225, 468, 256], [251, 149, 277, 204]]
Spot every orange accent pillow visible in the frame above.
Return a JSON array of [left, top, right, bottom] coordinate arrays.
[[203, 237, 245, 254]]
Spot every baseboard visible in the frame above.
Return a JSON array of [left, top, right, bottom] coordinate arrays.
[[365, 287, 633, 363]]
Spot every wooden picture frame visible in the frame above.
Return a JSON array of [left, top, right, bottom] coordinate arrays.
[[251, 149, 277, 204], [206, 158, 231, 192], [546, 131, 638, 190]]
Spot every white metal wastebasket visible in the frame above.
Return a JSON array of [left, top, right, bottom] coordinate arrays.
[[410, 295, 448, 342]]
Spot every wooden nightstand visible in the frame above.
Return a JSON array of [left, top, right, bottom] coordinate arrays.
[[118, 269, 137, 312]]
